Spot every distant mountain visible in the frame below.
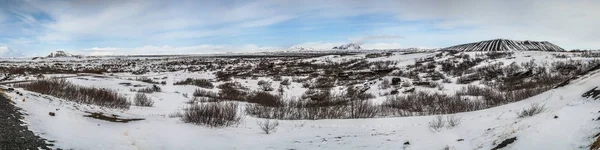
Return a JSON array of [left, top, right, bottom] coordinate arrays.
[[47, 51, 81, 58], [442, 39, 565, 52], [289, 47, 316, 51], [333, 43, 361, 50]]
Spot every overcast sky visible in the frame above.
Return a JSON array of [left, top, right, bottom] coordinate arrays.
[[0, 0, 599, 57]]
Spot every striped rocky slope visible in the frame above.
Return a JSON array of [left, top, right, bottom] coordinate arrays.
[[442, 39, 565, 52]]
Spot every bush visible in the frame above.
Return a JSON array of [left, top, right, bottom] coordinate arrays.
[[516, 103, 545, 118], [181, 102, 241, 127], [246, 90, 379, 120], [215, 71, 232, 81], [379, 79, 391, 89], [401, 82, 412, 87], [136, 77, 158, 84], [383, 91, 484, 116], [429, 116, 445, 132], [313, 77, 335, 88], [349, 100, 380, 118], [218, 82, 248, 101], [193, 88, 219, 98], [258, 80, 274, 91], [247, 91, 282, 107], [134, 93, 154, 107], [257, 119, 279, 134], [301, 88, 331, 101], [280, 78, 291, 86], [446, 115, 461, 128], [302, 81, 311, 88], [175, 78, 214, 89], [138, 85, 162, 93], [16, 79, 130, 109]]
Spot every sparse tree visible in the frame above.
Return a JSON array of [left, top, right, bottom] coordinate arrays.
[[257, 119, 279, 134]]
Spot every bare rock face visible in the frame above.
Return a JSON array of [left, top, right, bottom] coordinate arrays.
[[442, 39, 565, 52]]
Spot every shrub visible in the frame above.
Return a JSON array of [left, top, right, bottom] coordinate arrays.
[[446, 115, 461, 128], [280, 78, 291, 86], [193, 88, 219, 98], [16, 79, 130, 109], [257, 119, 279, 134], [272, 76, 283, 81], [218, 82, 248, 101], [246, 91, 282, 107], [383, 91, 484, 116], [401, 82, 412, 87], [258, 80, 274, 91], [301, 88, 331, 101], [134, 93, 154, 107], [136, 77, 158, 84], [138, 85, 162, 93], [215, 71, 232, 81], [349, 100, 380, 118], [245, 100, 347, 120], [429, 116, 445, 132], [379, 79, 391, 89], [313, 77, 335, 88], [516, 103, 545, 118], [302, 81, 311, 88], [246, 90, 379, 120], [175, 78, 214, 89], [181, 102, 241, 127], [191, 97, 219, 103]]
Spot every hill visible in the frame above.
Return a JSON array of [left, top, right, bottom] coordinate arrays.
[[442, 39, 565, 52]]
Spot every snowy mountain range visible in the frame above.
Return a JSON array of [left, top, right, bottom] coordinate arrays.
[[47, 51, 82, 58], [332, 43, 361, 50]]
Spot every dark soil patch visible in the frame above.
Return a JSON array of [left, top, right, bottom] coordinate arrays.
[[583, 87, 600, 100], [83, 112, 144, 123], [0, 94, 53, 149], [491, 137, 517, 150]]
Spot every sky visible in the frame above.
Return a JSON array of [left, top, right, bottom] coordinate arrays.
[[0, 0, 599, 57]]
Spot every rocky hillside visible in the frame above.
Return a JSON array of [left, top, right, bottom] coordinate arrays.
[[442, 39, 565, 52]]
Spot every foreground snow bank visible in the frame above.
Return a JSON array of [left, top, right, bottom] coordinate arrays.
[[5, 70, 600, 149]]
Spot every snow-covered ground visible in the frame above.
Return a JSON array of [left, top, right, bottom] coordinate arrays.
[[3, 51, 600, 149]]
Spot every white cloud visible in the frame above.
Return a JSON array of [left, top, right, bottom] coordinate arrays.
[[289, 41, 407, 50], [349, 35, 405, 44], [361, 43, 403, 50], [0, 46, 25, 57], [239, 15, 296, 27], [80, 44, 278, 56], [2, 0, 600, 50], [288, 42, 345, 50]]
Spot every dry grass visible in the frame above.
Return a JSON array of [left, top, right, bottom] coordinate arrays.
[[175, 78, 214, 89], [134, 93, 154, 107], [16, 79, 130, 109], [181, 102, 241, 127]]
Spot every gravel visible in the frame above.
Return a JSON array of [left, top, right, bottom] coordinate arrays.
[[0, 94, 53, 150]]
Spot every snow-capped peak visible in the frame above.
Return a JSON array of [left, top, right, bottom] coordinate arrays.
[[47, 51, 78, 58], [288, 47, 316, 51], [333, 43, 361, 50]]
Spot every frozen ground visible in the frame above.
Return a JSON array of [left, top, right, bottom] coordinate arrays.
[[3, 51, 600, 149]]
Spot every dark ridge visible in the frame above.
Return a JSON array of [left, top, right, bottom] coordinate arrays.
[[442, 39, 565, 52]]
